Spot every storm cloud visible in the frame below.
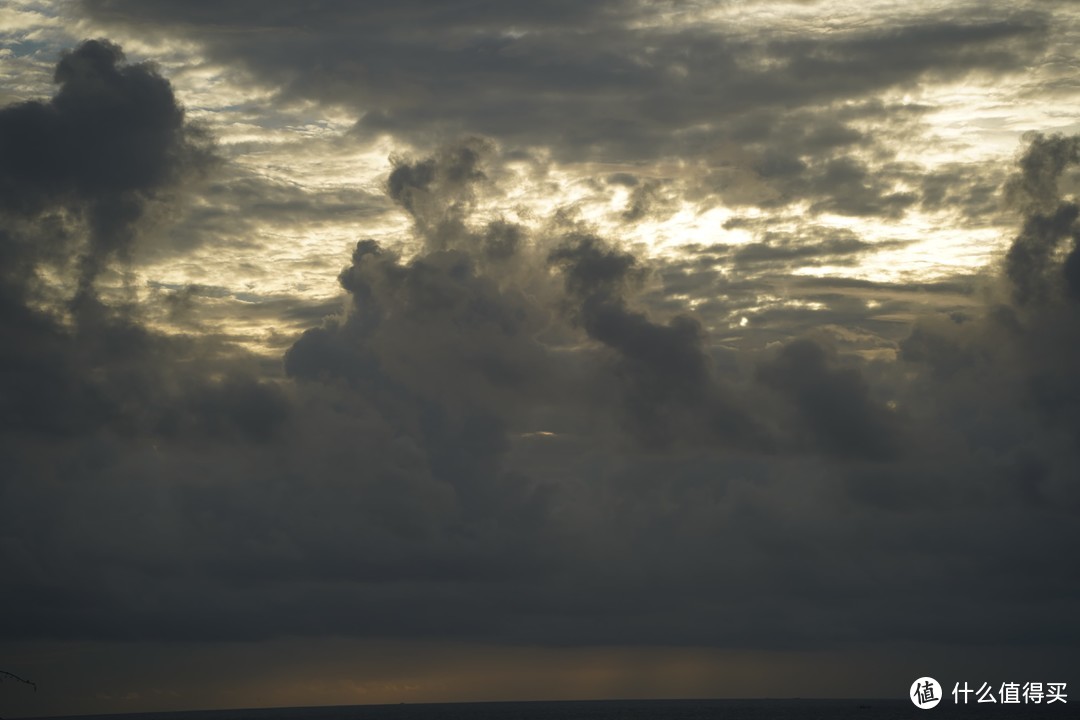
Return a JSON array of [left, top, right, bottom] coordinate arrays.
[[2, 2, 1080, 715]]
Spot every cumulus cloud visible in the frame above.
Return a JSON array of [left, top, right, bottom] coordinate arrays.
[[0, 39, 213, 299], [0, 39, 247, 441], [900, 133, 1080, 460], [1004, 133, 1080, 304], [549, 235, 761, 449]]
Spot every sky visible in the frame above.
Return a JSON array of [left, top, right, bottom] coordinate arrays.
[[2, 0, 1080, 715]]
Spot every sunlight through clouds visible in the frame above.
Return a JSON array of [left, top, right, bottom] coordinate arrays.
[[3, 1, 1080, 715]]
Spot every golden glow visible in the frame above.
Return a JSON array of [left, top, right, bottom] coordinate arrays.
[[6, 638, 976, 715]]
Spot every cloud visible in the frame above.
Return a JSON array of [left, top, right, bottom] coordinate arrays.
[[758, 338, 900, 460], [549, 235, 761, 448], [76, 0, 1052, 221], [0, 39, 213, 298], [2, 31, 1080, 713], [703, 225, 909, 271], [0, 39, 242, 441], [898, 132, 1080, 466], [385, 137, 497, 252], [1003, 133, 1080, 304]]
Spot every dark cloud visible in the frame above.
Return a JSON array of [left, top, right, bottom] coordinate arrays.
[[172, 172, 389, 248], [0, 40, 191, 206], [920, 162, 1006, 220], [620, 179, 675, 223], [0, 39, 213, 297], [286, 238, 549, 424], [1003, 133, 1080, 304], [758, 338, 900, 460], [549, 235, 762, 449], [4, 25, 1080, 714], [885, 134, 1080, 496], [0, 42, 293, 657], [900, 133, 1080, 448], [700, 226, 909, 271], [385, 137, 497, 252], [1065, 240, 1080, 299], [0, 40, 239, 441], [278, 146, 565, 548], [735, 156, 919, 218], [78, 1, 1051, 220]]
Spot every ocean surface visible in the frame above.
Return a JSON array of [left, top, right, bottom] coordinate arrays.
[[22, 699, 1068, 720]]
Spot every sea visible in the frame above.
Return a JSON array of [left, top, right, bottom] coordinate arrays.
[[20, 699, 1067, 720]]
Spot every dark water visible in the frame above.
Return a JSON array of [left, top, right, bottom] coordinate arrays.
[[23, 698, 1071, 720]]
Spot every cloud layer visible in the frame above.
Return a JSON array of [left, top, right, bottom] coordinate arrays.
[[2, 1, 1080, 713]]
